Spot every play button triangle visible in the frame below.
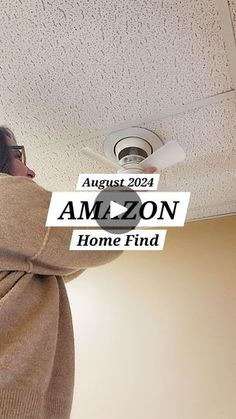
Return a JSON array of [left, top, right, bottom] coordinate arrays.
[[110, 201, 127, 218], [94, 185, 142, 234]]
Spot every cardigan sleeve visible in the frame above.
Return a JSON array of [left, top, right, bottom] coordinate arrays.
[[0, 175, 123, 278]]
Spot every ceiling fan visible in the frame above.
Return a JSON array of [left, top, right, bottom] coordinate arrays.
[[81, 126, 186, 173]]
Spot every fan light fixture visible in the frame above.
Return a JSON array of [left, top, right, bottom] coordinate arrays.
[[82, 126, 186, 173]]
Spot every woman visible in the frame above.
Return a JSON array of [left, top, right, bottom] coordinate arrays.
[[0, 126, 156, 419], [0, 126, 36, 178]]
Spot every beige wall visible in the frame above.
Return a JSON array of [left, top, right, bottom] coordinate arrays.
[[66, 215, 236, 419]]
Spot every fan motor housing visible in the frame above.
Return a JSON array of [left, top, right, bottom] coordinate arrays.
[[104, 127, 164, 170], [115, 137, 153, 166]]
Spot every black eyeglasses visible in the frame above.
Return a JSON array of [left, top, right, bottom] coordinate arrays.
[[8, 145, 26, 165]]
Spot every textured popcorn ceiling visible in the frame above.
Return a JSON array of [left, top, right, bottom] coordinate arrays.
[[0, 0, 236, 221], [229, 0, 236, 32]]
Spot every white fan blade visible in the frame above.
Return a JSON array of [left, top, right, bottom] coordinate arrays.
[[140, 140, 186, 170], [81, 147, 121, 170]]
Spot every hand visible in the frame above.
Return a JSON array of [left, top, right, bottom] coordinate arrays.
[[137, 166, 159, 192], [143, 166, 158, 174]]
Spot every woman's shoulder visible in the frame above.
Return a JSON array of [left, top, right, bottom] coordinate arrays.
[[0, 173, 52, 192]]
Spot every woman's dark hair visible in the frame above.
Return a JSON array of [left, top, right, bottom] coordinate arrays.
[[0, 126, 15, 174]]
